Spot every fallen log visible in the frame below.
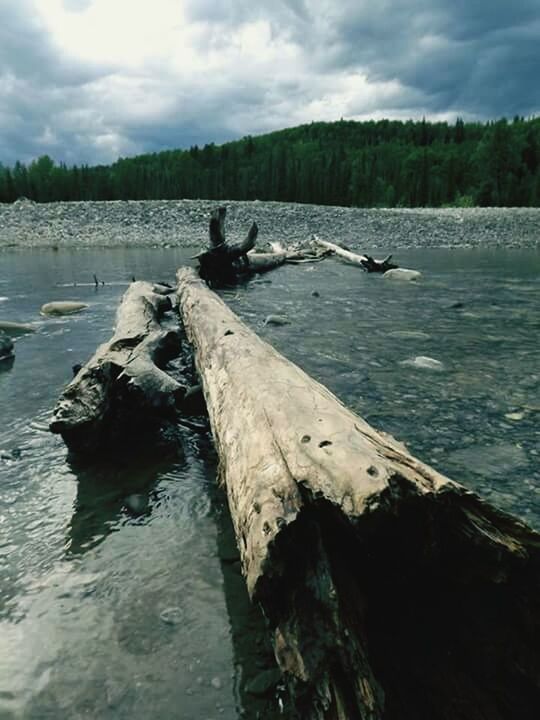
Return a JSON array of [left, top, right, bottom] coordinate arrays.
[[177, 266, 540, 720], [313, 236, 398, 273], [50, 281, 185, 452]]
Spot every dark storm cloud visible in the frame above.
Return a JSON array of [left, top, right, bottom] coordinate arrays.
[[0, 0, 117, 165], [1, 0, 539, 167], [314, 0, 540, 116]]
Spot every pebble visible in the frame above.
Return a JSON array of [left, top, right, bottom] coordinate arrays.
[[159, 607, 184, 625], [264, 314, 290, 326], [400, 355, 444, 371], [504, 411, 525, 421]]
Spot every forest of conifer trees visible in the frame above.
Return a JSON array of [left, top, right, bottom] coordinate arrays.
[[1, 116, 539, 208]]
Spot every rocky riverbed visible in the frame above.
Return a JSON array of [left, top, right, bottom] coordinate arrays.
[[1, 198, 539, 250]]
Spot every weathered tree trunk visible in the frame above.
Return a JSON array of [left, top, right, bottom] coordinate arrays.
[[177, 266, 540, 720], [50, 281, 185, 452], [313, 236, 397, 273]]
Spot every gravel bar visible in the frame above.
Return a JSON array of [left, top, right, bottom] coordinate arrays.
[[1, 198, 539, 251]]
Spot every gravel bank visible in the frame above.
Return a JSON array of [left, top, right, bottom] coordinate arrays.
[[1, 198, 539, 250]]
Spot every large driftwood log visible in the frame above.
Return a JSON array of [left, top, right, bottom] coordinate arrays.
[[313, 236, 398, 273], [177, 266, 540, 720], [50, 281, 185, 452]]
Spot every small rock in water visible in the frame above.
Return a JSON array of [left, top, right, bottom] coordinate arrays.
[[384, 268, 422, 282], [159, 607, 184, 625], [0, 320, 36, 337], [124, 493, 148, 515], [400, 355, 444, 371], [264, 314, 290, 326], [40, 301, 88, 316], [504, 411, 525, 421], [311, 290, 320, 297], [211, 677, 223, 690]]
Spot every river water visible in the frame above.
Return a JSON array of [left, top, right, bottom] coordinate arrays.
[[0, 241, 539, 719]]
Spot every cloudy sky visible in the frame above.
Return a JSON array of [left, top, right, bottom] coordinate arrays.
[[1, 0, 539, 166]]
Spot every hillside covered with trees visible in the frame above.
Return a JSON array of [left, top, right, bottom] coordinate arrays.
[[1, 116, 539, 207]]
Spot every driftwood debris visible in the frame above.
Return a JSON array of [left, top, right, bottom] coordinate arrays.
[[177, 266, 540, 720], [196, 206, 259, 285], [50, 281, 185, 452], [197, 208, 331, 285], [313, 236, 398, 273]]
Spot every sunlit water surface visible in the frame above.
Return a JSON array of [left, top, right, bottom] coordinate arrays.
[[0, 242, 539, 719]]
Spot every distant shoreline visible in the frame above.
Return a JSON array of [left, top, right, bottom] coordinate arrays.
[[1, 199, 539, 251]]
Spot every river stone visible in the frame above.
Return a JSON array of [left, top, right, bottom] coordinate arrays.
[[400, 355, 444, 371], [504, 411, 525, 421], [384, 268, 422, 281], [0, 331, 14, 360], [159, 607, 184, 625], [124, 493, 148, 515], [264, 314, 290, 326], [0, 320, 36, 336], [40, 301, 88, 316]]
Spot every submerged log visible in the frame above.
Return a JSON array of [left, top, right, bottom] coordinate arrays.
[[177, 266, 540, 720], [313, 236, 398, 273], [50, 281, 185, 452]]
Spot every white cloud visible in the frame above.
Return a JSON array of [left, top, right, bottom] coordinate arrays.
[[1, 0, 538, 166]]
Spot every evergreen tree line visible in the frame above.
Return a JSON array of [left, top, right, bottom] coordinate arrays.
[[1, 116, 539, 207]]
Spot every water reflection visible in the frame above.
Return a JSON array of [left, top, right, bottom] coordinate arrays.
[[209, 481, 283, 719], [66, 439, 184, 556]]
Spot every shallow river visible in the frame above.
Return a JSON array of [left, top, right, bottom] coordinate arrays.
[[0, 242, 539, 719]]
